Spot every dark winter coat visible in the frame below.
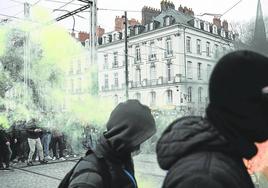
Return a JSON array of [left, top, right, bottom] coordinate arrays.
[[156, 116, 255, 188], [67, 100, 156, 188], [0, 129, 9, 149], [26, 124, 42, 139]]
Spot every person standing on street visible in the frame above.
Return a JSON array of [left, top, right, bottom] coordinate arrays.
[[26, 118, 48, 166]]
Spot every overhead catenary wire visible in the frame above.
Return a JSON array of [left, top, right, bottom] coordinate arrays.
[[53, 0, 76, 12]]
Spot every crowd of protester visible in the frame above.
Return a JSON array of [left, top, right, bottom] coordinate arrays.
[[0, 118, 100, 170]]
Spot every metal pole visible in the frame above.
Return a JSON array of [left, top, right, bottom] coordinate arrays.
[[24, 2, 30, 104], [124, 11, 129, 100]]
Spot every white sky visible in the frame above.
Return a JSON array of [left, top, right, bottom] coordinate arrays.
[[0, 0, 268, 33]]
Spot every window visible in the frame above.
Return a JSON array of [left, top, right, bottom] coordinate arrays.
[[166, 17, 170, 26], [204, 22, 210, 32], [71, 79, 74, 93], [149, 41, 156, 60], [167, 63, 172, 81], [194, 19, 200, 29], [114, 73, 118, 87], [167, 90, 173, 104], [135, 68, 141, 83], [113, 52, 118, 68], [187, 87, 192, 102], [150, 22, 154, 30], [206, 42, 210, 57], [135, 27, 139, 35], [104, 54, 108, 69], [196, 39, 201, 55], [135, 46, 141, 62], [214, 44, 219, 58], [77, 77, 82, 93], [150, 91, 156, 106], [104, 74, 109, 89], [77, 60, 81, 73], [198, 63, 202, 80], [103, 36, 107, 44], [166, 38, 172, 55], [212, 25, 217, 34], [114, 94, 118, 105], [135, 92, 141, 101], [207, 64, 212, 81], [187, 61, 193, 79], [221, 29, 226, 38], [186, 37, 191, 53], [198, 87, 203, 103], [150, 65, 156, 80]]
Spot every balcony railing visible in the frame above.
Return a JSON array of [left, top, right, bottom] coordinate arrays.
[[130, 76, 181, 88], [134, 58, 142, 65], [148, 54, 157, 61], [164, 50, 173, 58], [101, 84, 125, 92]]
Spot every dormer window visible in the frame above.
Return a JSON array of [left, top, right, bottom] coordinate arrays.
[[212, 25, 217, 34], [103, 36, 107, 44], [150, 22, 154, 30], [135, 27, 139, 35], [166, 17, 170, 26], [229, 31, 234, 40], [204, 22, 210, 32], [194, 19, 200, 29], [113, 33, 117, 41], [145, 24, 148, 32], [221, 29, 226, 38]]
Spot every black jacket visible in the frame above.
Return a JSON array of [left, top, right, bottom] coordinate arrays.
[[67, 100, 156, 188], [0, 129, 9, 149], [156, 116, 255, 188], [26, 125, 42, 139]]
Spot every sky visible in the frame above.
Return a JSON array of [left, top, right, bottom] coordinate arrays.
[[0, 0, 268, 33]]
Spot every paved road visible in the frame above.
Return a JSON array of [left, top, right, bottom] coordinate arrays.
[[0, 154, 165, 188]]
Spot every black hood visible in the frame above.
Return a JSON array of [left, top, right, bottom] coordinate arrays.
[[156, 116, 231, 170], [206, 50, 268, 159], [96, 100, 156, 158]]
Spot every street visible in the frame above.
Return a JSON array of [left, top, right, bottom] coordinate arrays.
[[0, 154, 165, 188]]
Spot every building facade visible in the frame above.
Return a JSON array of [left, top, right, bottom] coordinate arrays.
[[97, 1, 234, 115]]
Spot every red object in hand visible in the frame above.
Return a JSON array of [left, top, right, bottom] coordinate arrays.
[[244, 141, 268, 174]]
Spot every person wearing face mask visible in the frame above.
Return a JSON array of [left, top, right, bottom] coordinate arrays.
[[59, 99, 156, 188], [156, 50, 268, 188]]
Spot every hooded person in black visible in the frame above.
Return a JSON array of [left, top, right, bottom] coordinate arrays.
[[67, 99, 156, 188], [156, 50, 268, 188]]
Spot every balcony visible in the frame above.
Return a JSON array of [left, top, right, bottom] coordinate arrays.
[[134, 58, 142, 65], [164, 50, 173, 58], [148, 54, 157, 61], [130, 76, 182, 89]]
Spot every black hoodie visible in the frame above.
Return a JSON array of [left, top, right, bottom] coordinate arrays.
[[156, 116, 255, 188], [68, 100, 156, 188]]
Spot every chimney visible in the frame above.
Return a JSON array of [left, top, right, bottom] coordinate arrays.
[[178, 5, 183, 12], [70, 32, 75, 38], [213, 17, 221, 28], [96, 26, 105, 37], [222, 20, 228, 31], [78, 32, 89, 42]]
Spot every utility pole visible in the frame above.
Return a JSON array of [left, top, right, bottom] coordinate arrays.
[[124, 11, 129, 100], [24, 2, 30, 104]]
